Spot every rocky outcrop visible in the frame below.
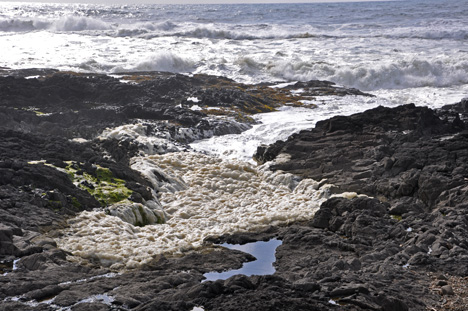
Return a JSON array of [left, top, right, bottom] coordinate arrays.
[[255, 102, 466, 204], [1, 69, 466, 310], [251, 100, 468, 309]]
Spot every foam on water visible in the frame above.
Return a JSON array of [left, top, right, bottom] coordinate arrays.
[[190, 94, 398, 162], [55, 152, 353, 270], [98, 123, 182, 154]]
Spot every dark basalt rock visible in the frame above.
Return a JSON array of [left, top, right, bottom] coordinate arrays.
[[1, 69, 466, 310], [248, 100, 468, 309], [255, 103, 466, 204]]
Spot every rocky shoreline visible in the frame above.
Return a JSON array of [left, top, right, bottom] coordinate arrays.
[[1, 69, 467, 310]]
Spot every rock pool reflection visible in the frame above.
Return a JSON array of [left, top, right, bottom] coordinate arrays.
[[203, 239, 282, 282]]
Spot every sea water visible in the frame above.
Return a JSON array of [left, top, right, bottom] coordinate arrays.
[[2, 0, 467, 269], [1, 0, 467, 104], [2, 0, 467, 157], [203, 239, 283, 281]]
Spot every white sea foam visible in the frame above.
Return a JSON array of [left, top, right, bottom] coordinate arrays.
[[190, 95, 399, 163], [0, 16, 111, 32], [98, 123, 182, 154], [132, 52, 195, 73], [55, 152, 349, 270]]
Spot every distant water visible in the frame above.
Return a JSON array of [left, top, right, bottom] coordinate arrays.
[[1, 0, 467, 108]]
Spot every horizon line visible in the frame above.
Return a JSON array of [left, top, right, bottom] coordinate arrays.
[[2, 0, 398, 5]]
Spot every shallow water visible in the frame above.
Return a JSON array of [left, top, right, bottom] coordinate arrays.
[[203, 239, 282, 282]]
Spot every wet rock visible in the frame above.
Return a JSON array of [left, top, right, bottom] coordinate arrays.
[[24, 284, 63, 301], [252, 100, 468, 310], [1, 70, 467, 311], [255, 104, 465, 202], [441, 285, 455, 296], [0, 224, 22, 257], [71, 303, 111, 311]]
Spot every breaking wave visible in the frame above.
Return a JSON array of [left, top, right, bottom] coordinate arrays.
[[3, 15, 466, 43], [0, 16, 111, 32], [130, 52, 196, 73], [2, 14, 466, 43], [266, 57, 468, 91]]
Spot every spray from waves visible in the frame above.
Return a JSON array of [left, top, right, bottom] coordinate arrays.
[[0, 18, 42, 32], [52, 16, 111, 32], [265, 56, 468, 91], [71, 51, 197, 74], [115, 20, 177, 37], [0, 16, 111, 32], [129, 52, 196, 73]]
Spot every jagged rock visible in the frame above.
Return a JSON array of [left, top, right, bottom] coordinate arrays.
[[255, 103, 467, 204], [441, 285, 455, 296], [1, 70, 467, 311]]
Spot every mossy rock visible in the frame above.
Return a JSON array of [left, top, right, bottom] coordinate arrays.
[[65, 162, 133, 207]]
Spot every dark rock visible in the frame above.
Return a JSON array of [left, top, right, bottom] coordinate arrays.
[[441, 285, 454, 296], [329, 285, 369, 297], [292, 279, 321, 292], [379, 296, 409, 311], [311, 208, 332, 229], [25, 284, 63, 301], [1, 70, 467, 311], [254, 104, 464, 204], [0, 224, 21, 257], [71, 303, 110, 311], [435, 280, 448, 286]]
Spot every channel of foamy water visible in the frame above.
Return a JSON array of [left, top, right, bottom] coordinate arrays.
[[53, 83, 460, 271], [56, 151, 356, 270], [56, 90, 444, 271]]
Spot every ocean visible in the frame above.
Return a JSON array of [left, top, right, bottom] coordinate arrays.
[[1, 0, 467, 100], [1, 0, 468, 269]]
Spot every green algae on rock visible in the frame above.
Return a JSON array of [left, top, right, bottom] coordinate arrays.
[[28, 160, 134, 207], [64, 162, 133, 207]]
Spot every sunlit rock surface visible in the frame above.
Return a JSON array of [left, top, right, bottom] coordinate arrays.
[[1, 70, 467, 310]]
